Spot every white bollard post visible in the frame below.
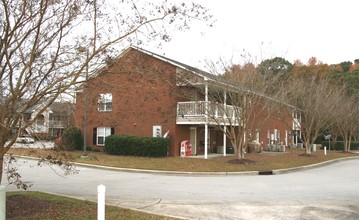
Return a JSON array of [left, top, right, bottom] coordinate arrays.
[[324, 147, 327, 155], [0, 185, 6, 220], [97, 184, 106, 220]]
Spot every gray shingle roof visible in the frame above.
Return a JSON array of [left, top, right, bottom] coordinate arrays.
[[130, 46, 221, 82]]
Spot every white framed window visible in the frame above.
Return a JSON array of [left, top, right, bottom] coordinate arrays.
[[97, 127, 112, 145], [98, 93, 112, 111]]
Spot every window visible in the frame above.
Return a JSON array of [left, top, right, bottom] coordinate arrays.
[[95, 127, 113, 145], [98, 93, 112, 111]]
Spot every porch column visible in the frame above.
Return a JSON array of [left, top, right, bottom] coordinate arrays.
[[295, 131, 298, 146], [204, 77, 208, 159], [292, 132, 294, 146], [223, 91, 227, 156], [299, 113, 302, 140], [0, 185, 5, 220], [223, 126, 227, 156], [285, 130, 288, 147]]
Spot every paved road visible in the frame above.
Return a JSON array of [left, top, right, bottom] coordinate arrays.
[[2, 157, 359, 219]]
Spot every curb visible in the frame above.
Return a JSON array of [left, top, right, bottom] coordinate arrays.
[[272, 156, 359, 174], [71, 162, 260, 176], [10, 154, 359, 176]]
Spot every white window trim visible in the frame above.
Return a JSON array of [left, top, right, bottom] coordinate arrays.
[[97, 127, 112, 146], [98, 93, 112, 112]]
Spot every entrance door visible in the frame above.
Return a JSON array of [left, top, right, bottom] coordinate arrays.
[[190, 127, 197, 155]]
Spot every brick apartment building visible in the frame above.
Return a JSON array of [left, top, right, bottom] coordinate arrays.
[[74, 46, 299, 157], [24, 101, 74, 138]]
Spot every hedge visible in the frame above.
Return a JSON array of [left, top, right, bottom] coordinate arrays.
[[321, 141, 359, 151], [104, 135, 168, 157], [59, 127, 83, 151]]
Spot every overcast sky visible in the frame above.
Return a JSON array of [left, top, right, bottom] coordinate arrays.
[[147, 0, 358, 70]]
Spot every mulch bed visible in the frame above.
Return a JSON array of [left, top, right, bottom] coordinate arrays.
[[226, 159, 256, 165], [298, 153, 319, 157]]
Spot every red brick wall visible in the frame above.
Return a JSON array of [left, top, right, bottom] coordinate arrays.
[[247, 100, 293, 149], [75, 48, 184, 156]]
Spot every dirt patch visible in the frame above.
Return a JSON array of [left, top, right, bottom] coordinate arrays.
[[7, 194, 56, 219], [6, 192, 176, 219], [299, 153, 319, 158], [226, 159, 256, 165]]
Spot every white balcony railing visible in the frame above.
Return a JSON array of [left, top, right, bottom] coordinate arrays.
[[30, 124, 48, 133], [49, 120, 68, 128], [177, 101, 239, 121]]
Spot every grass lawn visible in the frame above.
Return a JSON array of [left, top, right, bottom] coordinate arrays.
[[6, 191, 177, 220], [8, 148, 359, 172]]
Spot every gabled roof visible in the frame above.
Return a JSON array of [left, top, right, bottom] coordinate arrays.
[[130, 47, 297, 108], [88, 46, 295, 108], [25, 101, 73, 115], [129, 46, 217, 81], [89, 45, 222, 87], [49, 102, 74, 115]]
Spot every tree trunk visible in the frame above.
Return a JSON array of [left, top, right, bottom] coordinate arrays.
[[343, 134, 351, 152], [0, 155, 3, 185], [0, 139, 7, 185], [305, 141, 312, 154], [235, 144, 245, 159], [348, 139, 352, 152], [234, 145, 240, 159], [344, 134, 348, 152]]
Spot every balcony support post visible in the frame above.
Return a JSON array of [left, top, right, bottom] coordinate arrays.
[[223, 91, 227, 156], [223, 126, 227, 156], [204, 78, 208, 159]]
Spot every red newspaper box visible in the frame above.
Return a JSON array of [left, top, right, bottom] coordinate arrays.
[[180, 140, 192, 157]]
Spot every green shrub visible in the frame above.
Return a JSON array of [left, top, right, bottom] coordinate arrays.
[[104, 135, 168, 157], [321, 141, 359, 151], [60, 127, 83, 151]]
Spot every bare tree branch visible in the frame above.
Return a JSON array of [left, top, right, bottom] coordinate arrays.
[[0, 0, 212, 186]]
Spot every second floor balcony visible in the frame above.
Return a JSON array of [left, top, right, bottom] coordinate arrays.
[[49, 120, 69, 128], [176, 101, 240, 125]]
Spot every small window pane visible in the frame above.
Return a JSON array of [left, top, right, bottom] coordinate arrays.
[[97, 127, 104, 136], [98, 103, 105, 111], [105, 127, 111, 136], [106, 103, 112, 111], [97, 137, 104, 145]]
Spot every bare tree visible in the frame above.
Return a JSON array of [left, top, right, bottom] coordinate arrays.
[[0, 0, 211, 187], [279, 75, 347, 155], [195, 63, 279, 160], [331, 94, 359, 151]]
